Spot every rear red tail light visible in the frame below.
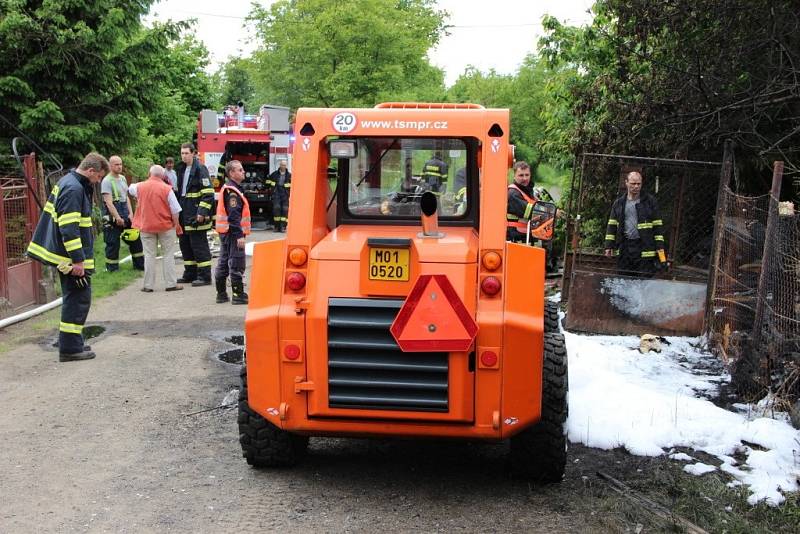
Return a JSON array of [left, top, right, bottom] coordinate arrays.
[[284, 344, 301, 360], [480, 350, 498, 367], [481, 276, 501, 296], [287, 272, 306, 291]]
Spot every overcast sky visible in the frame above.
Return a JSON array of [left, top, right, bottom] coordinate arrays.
[[147, 0, 595, 86]]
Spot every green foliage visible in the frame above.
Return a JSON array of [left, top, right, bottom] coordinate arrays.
[[212, 57, 257, 110], [248, 0, 448, 109], [539, 0, 800, 179], [0, 1, 213, 175]]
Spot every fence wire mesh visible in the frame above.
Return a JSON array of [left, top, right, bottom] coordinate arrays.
[[755, 210, 800, 406], [707, 188, 771, 360], [708, 161, 800, 407], [566, 154, 721, 281], [0, 155, 35, 267]]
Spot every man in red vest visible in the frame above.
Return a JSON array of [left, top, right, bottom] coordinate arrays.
[[215, 160, 251, 304], [128, 165, 183, 292]]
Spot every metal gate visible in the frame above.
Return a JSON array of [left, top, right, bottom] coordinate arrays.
[[0, 153, 43, 316]]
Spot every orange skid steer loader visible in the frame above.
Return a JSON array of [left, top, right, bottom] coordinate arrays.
[[240, 103, 568, 481]]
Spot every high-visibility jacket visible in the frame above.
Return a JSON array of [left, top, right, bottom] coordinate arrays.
[[216, 181, 251, 236], [421, 157, 448, 191], [27, 170, 95, 272], [604, 192, 666, 260], [506, 182, 537, 236], [176, 158, 214, 231], [266, 169, 291, 201]]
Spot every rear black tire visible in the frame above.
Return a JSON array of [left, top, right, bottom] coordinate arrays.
[[238, 366, 309, 467], [509, 332, 568, 482], [544, 300, 560, 333]]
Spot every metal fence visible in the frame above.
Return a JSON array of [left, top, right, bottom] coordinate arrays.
[[707, 160, 800, 405], [562, 152, 723, 336], [0, 154, 44, 316]]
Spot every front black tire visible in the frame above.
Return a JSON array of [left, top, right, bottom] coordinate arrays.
[[509, 332, 568, 482], [238, 366, 309, 467]]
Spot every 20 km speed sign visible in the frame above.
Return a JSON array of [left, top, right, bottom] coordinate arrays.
[[332, 112, 357, 133]]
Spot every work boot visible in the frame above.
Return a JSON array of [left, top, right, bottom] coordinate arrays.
[[59, 350, 96, 362], [231, 281, 249, 305], [191, 278, 211, 287], [215, 278, 229, 303], [176, 274, 195, 284]]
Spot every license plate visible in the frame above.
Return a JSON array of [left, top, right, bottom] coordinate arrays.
[[368, 247, 410, 281]]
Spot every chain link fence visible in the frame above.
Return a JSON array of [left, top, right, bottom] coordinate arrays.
[[708, 161, 800, 407]]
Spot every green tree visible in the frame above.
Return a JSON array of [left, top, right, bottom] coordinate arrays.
[[248, 0, 448, 109], [213, 57, 256, 110], [0, 1, 213, 173], [540, 0, 800, 178]]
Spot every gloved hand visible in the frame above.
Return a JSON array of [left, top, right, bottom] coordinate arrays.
[[57, 262, 90, 287]]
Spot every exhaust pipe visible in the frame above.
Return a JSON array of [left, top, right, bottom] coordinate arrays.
[[419, 191, 444, 238]]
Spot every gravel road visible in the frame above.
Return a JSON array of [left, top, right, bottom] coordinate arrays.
[[0, 231, 644, 533]]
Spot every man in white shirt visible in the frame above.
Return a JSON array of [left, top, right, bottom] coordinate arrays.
[[128, 165, 183, 292]]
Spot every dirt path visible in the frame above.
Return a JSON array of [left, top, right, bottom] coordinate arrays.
[[0, 231, 697, 533]]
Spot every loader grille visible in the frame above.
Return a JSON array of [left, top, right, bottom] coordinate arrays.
[[327, 298, 449, 412]]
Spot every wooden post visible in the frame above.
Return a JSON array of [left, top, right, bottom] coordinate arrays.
[[751, 160, 784, 348], [703, 139, 734, 335]]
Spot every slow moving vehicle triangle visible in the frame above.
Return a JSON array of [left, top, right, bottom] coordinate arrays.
[[390, 274, 478, 352]]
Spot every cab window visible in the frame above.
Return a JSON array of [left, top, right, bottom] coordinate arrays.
[[335, 137, 474, 224]]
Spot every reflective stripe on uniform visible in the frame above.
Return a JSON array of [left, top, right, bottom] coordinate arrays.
[[641, 251, 656, 258], [26, 242, 70, 265], [80, 217, 92, 227], [636, 222, 653, 230], [63, 237, 82, 252], [605, 234, 616, 241], [198, 201, 212, 210], [58, 212, 81, 226], [185, 223, 212, 231], [608, 218, 619, 225], [59, 322, 83, 334], [132, 252, 144, 258], [85, 259, 95, 269], [523, 202, 534, 219], [105, 258, 119, 264], [652, 219, 663, 226], [654, 235, 665, 241], [183, 260, 197, 266], [197, 260, 213, 268]]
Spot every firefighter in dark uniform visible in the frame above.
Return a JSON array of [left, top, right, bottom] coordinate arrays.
[[176, 142, 215, 285], [266, 159, 291, 232], [27, 153, 108, 362], [214, 160, 251, 305], [421, 151, 448, 193], [604, 171, 667, 275]]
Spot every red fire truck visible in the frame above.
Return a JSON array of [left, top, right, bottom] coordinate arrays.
[[196, 103, 293, 222]]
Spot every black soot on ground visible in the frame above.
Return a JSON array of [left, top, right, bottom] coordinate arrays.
[[216, 334, 244, 365], [52, 324, 106, 348]]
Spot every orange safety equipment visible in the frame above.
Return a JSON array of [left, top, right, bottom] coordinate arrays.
[[215, 184, 251, 235], [506, 183, 537, 233]]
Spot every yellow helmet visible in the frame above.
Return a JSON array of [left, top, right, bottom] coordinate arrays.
[[121, 228, 140, 242]]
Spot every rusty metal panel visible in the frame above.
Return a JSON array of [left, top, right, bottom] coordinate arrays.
[[566, 270, 706, 336]]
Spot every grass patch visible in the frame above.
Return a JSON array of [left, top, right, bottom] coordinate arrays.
[[91, 233, 142, 299], [618, 457, 800, 533]]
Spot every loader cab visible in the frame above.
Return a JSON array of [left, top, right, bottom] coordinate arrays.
[[326, 136, 480, 228]]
